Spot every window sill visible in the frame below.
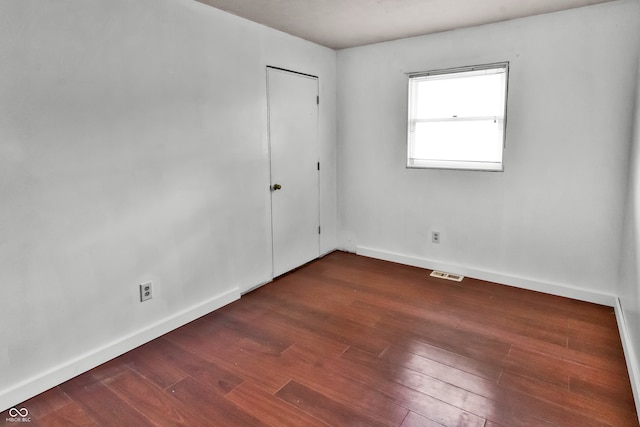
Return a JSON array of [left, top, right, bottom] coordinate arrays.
[[407, 159, 503, 172]]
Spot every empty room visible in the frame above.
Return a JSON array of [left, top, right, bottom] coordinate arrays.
[[2, 0, 640, 425]]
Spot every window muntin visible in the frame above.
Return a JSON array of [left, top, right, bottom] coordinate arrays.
[[407, 63, 509, 171]]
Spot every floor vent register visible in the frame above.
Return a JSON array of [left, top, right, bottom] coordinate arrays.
[[430, 270, 464, 282]]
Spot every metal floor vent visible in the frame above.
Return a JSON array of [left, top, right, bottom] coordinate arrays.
[[430, 270, 464, 282]]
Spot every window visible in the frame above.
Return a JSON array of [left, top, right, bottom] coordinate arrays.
[[407, 62, 509, 171]]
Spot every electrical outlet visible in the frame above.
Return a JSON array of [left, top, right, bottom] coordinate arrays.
[[432, 231, 440, 244], [140, 282, 152, 302]]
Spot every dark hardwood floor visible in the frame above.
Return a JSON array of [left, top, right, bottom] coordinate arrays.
[[7, 251, 639, 426]]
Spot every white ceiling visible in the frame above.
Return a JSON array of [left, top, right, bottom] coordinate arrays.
[[194, 0, 616, 50]]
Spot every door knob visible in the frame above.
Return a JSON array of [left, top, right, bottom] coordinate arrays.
[[272, 183, 282, 191]]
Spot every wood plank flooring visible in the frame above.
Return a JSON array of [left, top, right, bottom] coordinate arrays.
[[7, 251, 639, 426]]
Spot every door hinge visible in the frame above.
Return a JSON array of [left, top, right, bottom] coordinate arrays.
[[318, 226, 321, 234], [316, 95, 319, 105], [317, 162, 320, 171]]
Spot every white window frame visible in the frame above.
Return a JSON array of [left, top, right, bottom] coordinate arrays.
[[407, 62, 509, 172]]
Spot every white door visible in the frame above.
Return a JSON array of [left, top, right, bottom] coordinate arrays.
[[267, 67, 320, 277]]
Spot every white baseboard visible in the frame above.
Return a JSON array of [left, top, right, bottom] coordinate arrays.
[[0, 288, 240, 413], [242, 280, 272, 295], [614, 298, 640, 422], [356, 246, 617, 306]]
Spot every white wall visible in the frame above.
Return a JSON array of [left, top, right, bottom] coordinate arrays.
[[618, 27, 640, 414], [0, 0, 336, 410], [337, 0, 640, 300]]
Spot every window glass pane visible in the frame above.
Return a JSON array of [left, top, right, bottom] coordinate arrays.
[[414, 72, 506, 119], [412, 120, 503, 162]]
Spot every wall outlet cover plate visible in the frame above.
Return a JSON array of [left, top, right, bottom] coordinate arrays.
[[140, 282, 153, 302]]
